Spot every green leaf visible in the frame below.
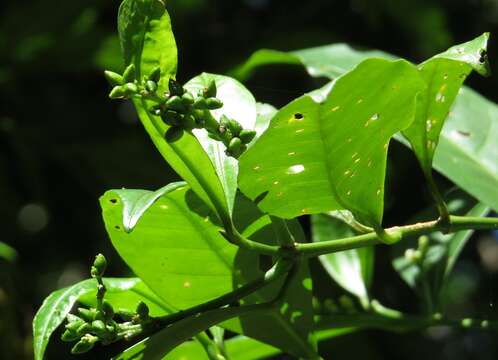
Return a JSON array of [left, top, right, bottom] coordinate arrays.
[[311, 214, 374, 304], [391, 190, 490, 303], [100, 185, 238, 309], [101, 186, 316, 357], [118, 0, 177, 92], [255, 102, 277, 135], [185, 73, 257, 214], [402, 34, 490, 177], [118, 0, 230, 223], [0, 241, 17, 262], [32, 277, 142, 360], [235, 36, 498, 212], [238, 58, 425, 226], [112, 305, 267, 360], [224, 335, 281, 360], [232, 45, 394, 81], [432, 87, 498, 212]]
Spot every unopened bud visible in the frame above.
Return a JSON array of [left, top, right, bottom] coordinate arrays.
[[104, 71, 124, 86], [239, 129, 256, 144], [123, 64, 136, 83]]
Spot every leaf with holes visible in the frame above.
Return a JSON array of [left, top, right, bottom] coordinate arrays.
[[402, 33, 490, 178], [118, 0, 230, 222], [33, 278, 149, 360], [185, 73, 257, 214], [311, 214, 374, 305], [238, 58, 425, 226], [235, 36, 498, 212]]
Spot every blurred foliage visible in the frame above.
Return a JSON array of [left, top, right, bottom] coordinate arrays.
[[1, 0, 497, 359]]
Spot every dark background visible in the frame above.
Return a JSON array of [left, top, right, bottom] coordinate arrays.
[[1, 0, 498, 359]]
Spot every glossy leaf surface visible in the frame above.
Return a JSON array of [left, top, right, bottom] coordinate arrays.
[[235, 36, 498, 212], [403, 33, 490, 175], [185, 73, 257, 214], [33, 278, 143, 360], [239, 58, 425, 226], [312, 214, 374, 302]]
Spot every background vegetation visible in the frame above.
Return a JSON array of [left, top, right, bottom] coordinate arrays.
[[1, 0, 497, 359]]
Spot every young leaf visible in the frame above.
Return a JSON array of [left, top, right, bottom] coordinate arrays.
[[118, 0, 177, 93], [100, 185, 238, 309], [402, 34, 490, 183], [118, 0, 231, 224], [238, 58, 425, 226], [32, 278, 143, 360], [185, 73, 257, 214], [311, 214, 374, 305]]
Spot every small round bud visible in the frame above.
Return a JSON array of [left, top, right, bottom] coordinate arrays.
[[165, 127, 184, 143], [203, 80, 217, 98], [123, 64, 136, 83], [92, 254, 107, 278], [166, 95, 185, 112], [117, 309, 135, 321], [102, 301, 114, 321], [109, 85, 127, 99], [104, 71, 124, 86], [227, 119, 243, 136], [136, 301, 150, 319], [239, 129, 256, 144], [124, 83, 139, 95], [161, 110, 182, 126], [206, 98, 223, 110], [61, 329, 79, 342], [76, 322, 92, 336], [181, 92, 195, 106], [78, 307, 97, 322], [183, 114, 196, 129], [227, 137, 243, 157], [91, 320, 106, 335], [148, 66, 161, 82], [461, 318, 473, 328], [145, 80, 158, 93], [193, 97, 208, 110]]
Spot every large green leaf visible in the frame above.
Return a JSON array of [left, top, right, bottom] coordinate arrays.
[[32, 278, 148, 360], [185, 73, 257, 214], [391, 190, 490, 306], [238, 58, 425, 226], [101, 185, 238, 309], [101, 186, 316, 357], [311, 214, 374, 304], [118, 0, 230, 223], [118, 0, 177, 93], [234, 36, 498, 212], [403, 34, 490, 177]]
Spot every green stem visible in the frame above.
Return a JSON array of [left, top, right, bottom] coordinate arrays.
[[270, 216, 296, 248], [296, 215, 498, 258], [157, 257, 293, 326], [425, 170, 450, 230]]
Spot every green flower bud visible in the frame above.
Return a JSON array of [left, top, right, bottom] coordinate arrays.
[[117, 309, 135, 321], [181, 92, 194, 106], [104, 71, 124, 86], [66, 317, 85, 332], [166, 95, 185, 112], [61, 329, 80, 342], [183, 114, 197, 129], [145, 80, 158, 93], [239, 129, 257, 144], [228, 137, 242, 155], [148, 66, 161, 82], [165, 127, 184, 143], [67, 313, 84, 324], [227, 119, 243, 136], [161, 110, 182, 126], [109, 85, 127, 99], [71, 334, 98, 354], [206, 98, 223, 110], [168, 78, 184, 96], [102, 301, 114, 321], [76, 322, 92, 336], [203, 80, 217, 98], [219, 115, 230, 128], [125, 82, 139, 95], [92, 254, 107, 277], [78, 307, 97, 322], [193, 97, 208, 110], [123, 64, 136, 83], [208, 132, 222, 141], [91, 320, 106, 336], [136, 301, 150, 319], [219, 128, 233, 144]]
